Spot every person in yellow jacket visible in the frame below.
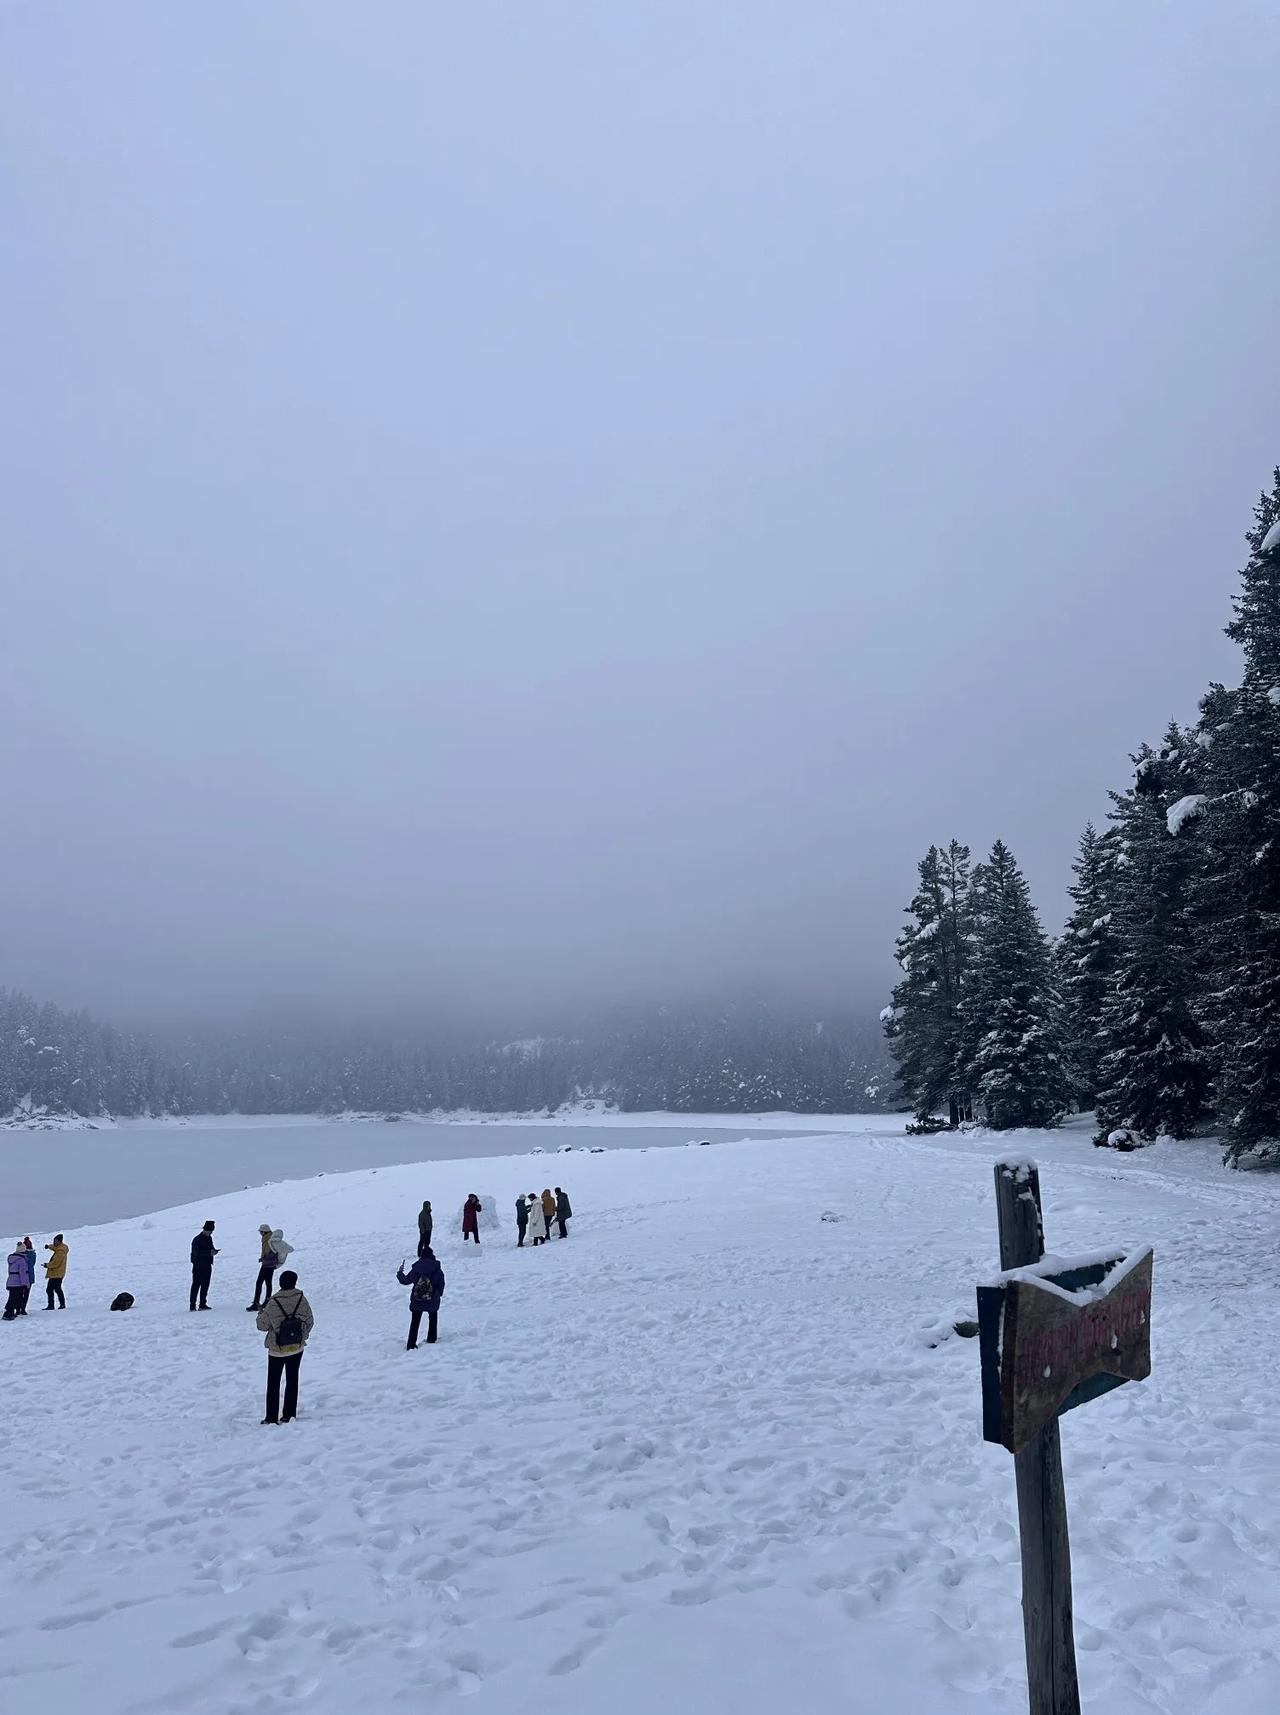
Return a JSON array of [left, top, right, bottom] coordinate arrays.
[[540, 1188, 557, 1236], [44, 1235, 68, 1310]]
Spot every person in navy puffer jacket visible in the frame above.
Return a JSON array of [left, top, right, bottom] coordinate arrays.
[[396, 1248, 445, 1349]]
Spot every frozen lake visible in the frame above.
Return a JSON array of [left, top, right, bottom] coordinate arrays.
[[2, 1117, 828, 1230]]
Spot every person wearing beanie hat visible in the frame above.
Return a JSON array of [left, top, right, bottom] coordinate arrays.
[[247, 1224, 277, 1312], [4, 1242, 27, 1320], [396, 1246, 445, 1349], [256, 1269, 314, 1424], [526, 1193, 548, 1246]]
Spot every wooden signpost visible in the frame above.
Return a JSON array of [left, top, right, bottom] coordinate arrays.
[[977, 1162, 1153, 1715]]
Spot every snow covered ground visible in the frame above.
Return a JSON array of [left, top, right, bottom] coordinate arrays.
[[3, 1119, 1280, 1713]]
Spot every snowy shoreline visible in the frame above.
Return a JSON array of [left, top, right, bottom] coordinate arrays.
[[3, 1103, 904, 1134]]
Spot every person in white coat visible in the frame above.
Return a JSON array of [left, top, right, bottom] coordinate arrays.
[[526, 1193, 548, 1246]]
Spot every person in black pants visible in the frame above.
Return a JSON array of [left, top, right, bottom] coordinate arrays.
[[554, 1187, 572, 1239], [190, 1220, 218, 1311], [396, 1248, 445, 1350], [417, 1201, 433, 1258], [257, 1270, 314, 1424]]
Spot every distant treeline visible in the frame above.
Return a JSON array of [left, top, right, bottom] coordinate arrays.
[[0, 989, 892, 1120]]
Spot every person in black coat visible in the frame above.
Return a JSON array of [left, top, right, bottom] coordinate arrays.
[[515, 1195, 528, 1247], [417, 1200, 433, 1258], [554, 1187, 572, 1239], [190, 1220, 218, 1311], [396, 1248, 445, 1349]]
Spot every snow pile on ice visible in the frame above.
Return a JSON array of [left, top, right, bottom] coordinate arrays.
[[3, 1127, 1280, 1712]]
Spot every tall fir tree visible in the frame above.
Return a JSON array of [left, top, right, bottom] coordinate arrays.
[[883, 841, 972, 1124], [1194, 471, 1280, 1161], [959, 840, 1069, 1130], [1056, 822, 1121, 1108], [1093, 732, 1212, 1142]]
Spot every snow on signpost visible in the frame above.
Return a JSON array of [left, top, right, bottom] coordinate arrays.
[[976, 1163, 1154, 1715], [977, 1247, 1153, 1454]]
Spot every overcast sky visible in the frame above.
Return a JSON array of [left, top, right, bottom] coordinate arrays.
[[2, 1, 1276, 1031]]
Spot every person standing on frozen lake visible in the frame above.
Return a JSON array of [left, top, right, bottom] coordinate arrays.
[[540, 1188, 557, 1237], [22, 1238, 37, 1312], [3, 1243, 27, 1320], [190, 1220, 218, 1311], [417, 1200, 433, 1257], [526, 1193, 548, 1246], [515, 1195, 529, 1246], [462, 1193, 482, 1246], [396, 1246, 445, 1348], [44, 1235, 68, 1309], [554, 1188, 572, 1239], [256, 1269, 314, 1424]]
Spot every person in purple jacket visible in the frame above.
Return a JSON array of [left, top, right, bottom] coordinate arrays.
[[4, 1243, 28, 1320]]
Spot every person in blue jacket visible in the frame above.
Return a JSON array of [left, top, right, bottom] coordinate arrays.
[[396, 1247, 445, 1350]]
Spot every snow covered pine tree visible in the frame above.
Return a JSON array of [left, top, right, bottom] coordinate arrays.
[[884, 842, 972, 1126], [1192, 472, 1280, 1163], [1093, 731, 1212, 1144], [958, 841, 1069, 1130], [1056, 822, 1121, 1109]]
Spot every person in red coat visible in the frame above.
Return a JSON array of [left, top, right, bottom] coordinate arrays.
[[462, 1194, 482, 1245]]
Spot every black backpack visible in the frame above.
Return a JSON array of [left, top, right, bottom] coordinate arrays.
[[273, 1293, 306, 1347], [411, 1271, 437, 1307]]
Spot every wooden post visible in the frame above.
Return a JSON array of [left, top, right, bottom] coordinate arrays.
[[994, 1163, 1081, 1715]]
